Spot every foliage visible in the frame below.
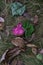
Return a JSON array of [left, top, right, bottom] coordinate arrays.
[[36, 54, 43, 60], [10, 2, 26, 16], [22, 20, 34, 37]]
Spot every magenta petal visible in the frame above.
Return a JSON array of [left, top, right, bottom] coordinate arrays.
[[12, 23, 24, 36]]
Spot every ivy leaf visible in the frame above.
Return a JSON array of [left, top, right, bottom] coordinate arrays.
[[10, 2, 26, 16]]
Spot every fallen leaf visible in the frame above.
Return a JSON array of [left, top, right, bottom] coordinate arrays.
[[0, 50, 8, 63], [32, 47, 38, 55], [33, 15, 38, 24], [26, 44, 37, 48], [5, 47, 21, 63], [11, 37, 25, 48]]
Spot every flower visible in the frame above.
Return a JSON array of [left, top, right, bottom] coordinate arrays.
[[0, 17, 4, 22], [12, 23, 24, 36]]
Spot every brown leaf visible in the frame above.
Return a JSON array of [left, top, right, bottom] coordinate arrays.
[[32, 47, 38, 55], [5, 47, 21, 63], [11, 37, 25, 48], [0, 50, 8, 63], [33, 15, 38, 24], [26, 44, 37, 48]]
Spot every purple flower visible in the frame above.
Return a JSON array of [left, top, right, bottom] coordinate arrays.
[[12, 23, 24, 36], [0, 17, 4, 22]]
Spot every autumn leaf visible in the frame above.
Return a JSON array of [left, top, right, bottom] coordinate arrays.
[[33, 15, 38, 25], [0, 47, 21, 64], [32, 47, 38, 55], [5, 47, 21, 63], [26, 44, 37, 48], [11, 37, 25, 48]]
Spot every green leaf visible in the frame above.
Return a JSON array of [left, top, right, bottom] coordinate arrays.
[[36, 54, 43, 60], [10, 2, 26, 16], [22, 20, 34, 37]]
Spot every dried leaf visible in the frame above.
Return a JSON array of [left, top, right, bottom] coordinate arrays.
[[11, 37, 25, 48], [5, 47, 21, 63], [32, 47, 38, 55], [33, 15, 38, 24], [26, 44, 37, 48], [0, 50, 8, 63]]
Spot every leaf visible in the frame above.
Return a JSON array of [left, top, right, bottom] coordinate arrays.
[[33, 15, 38, 24], [36, 54, 43, 60], [0, 50, 8, 63], [11, 37, 25, 48], [22, 20, 34, 37], [10, 2, 26, 16], [5, 47, 21, 63], [0, 47, 21, 64], [26, 44, 37, 48], [32, 47, 38, 55]]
